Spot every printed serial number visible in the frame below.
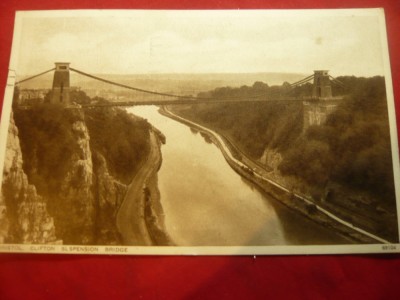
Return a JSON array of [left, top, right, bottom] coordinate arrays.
[[382, 245, 398, 251]]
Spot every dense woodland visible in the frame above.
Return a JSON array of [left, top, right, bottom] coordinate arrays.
[[177, 101, 304, 159], [84, 106, 151, 185], [13, 90, 151, 194], [176, 75, 397, 215], [71, 90, 152, 184], [13, 102, 84, 198], [280, 76, 395, 207], [12, 90, 152, 243]]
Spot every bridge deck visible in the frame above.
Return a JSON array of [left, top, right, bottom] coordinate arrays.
[[80, 96, 344, 108]]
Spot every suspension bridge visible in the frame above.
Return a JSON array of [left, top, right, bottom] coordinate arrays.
[[13, 63, 393, 244], [14, 63, 346, 108]]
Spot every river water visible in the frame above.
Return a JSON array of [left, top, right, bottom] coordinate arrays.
[[127, 106, 350, 246]]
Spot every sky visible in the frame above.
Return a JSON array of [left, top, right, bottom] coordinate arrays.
[[13, 9, 388, 77]]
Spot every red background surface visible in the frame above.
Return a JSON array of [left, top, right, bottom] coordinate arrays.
[[1, 1, 400, 299]]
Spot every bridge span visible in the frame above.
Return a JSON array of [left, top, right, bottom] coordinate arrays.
[[79, 96, 345, 108], [15, 63, 346, 106], [15, 63, 347, 129]]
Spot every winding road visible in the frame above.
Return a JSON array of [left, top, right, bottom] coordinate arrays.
[[116, 131, 160, 246]]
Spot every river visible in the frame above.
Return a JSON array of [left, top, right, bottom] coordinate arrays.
[[127, 106, 351, 246]]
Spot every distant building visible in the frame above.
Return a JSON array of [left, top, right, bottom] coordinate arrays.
[[18, 89, 48, 105], [51, 62, 70, 105]]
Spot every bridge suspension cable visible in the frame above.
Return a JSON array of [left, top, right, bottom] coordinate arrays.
[[264, 74, 314, 98], [14, 65, 300, 102], [15, 68, 56, 85], [70, 67, 203, 100], [289, 74, 314, 87], [329, 75, 346, 88], [70, 67, 278, 101], [14, 66, 346, 103]]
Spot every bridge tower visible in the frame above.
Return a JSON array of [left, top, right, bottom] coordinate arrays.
[[51, 62, 70, 105], [312, 70, 332, 98], [303, 70, 341, 131]]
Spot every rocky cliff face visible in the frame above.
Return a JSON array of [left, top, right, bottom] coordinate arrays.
[[28, 109, 127, 245], [260, 148, 282, 173], [54, 115, 96, 244], [93, 152, 127, 244], [259, 147, 301, 190], [0, 200, 7, 243], [1, 113, 58, 244], [68, 115, 129, 244], [1, 107, 132, 245]]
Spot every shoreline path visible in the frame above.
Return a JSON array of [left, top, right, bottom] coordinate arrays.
[[116, 131, 160, 246]]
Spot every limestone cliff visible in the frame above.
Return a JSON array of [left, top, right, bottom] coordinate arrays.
[[259, 147, 297, 189], [0, 200, 7, 243], [26, 109, 126, 244], [93, 151, 127, 244], [1, 113, 58, 244], [2, 104, 144, 245], [54, 115, 96, 244], [38, 110, 130, 244], [260, 148, 282, 173], [1, 102, 154, 245]]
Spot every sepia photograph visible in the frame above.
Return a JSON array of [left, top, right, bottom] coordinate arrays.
[[0, 9, 399, 255]]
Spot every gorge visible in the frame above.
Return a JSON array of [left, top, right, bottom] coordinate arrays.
[[1, 74, 398, 246]]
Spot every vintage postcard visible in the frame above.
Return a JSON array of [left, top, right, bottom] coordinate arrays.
[[0, 9, 399, 255]]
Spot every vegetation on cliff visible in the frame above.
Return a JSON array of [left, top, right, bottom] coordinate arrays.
[[1, 112, 58, 244], [173, 75, 398, 241], [174, 101, 303, 159], [14, 104, 83, 197], [280, 77, 394, 203], [84, 107, 151, 184], [11, 90, 152, 244], [13, 103, 95, 243]]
